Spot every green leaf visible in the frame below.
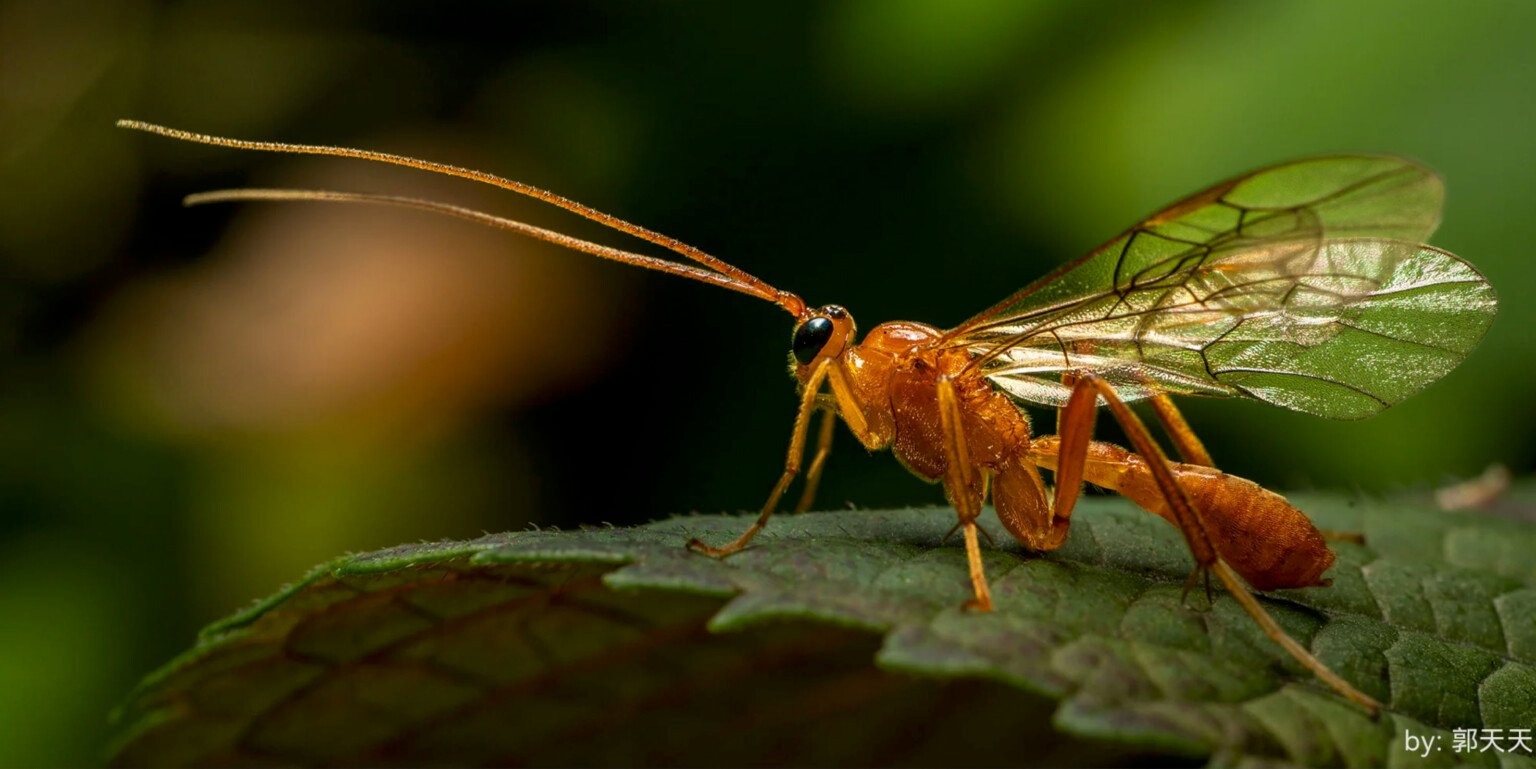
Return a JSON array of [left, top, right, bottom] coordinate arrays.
[[108, 489, 1536, 767]]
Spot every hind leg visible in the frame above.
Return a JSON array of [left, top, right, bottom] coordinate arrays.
[[1046, 373, 1379, 713], [1146, 391, 1369, 546]]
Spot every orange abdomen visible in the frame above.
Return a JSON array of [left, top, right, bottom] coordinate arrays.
[[1031, 438, 1335, 590]]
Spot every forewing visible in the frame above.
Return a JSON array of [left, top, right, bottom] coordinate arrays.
[[969, 239, 1495, 419], [952, 155, 1444, 337]]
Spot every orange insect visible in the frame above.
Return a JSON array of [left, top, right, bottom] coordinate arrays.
[[118, 120, 1498, 713]]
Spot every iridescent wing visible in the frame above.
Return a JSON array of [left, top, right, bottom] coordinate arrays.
[[947, 156, 1496, 419]]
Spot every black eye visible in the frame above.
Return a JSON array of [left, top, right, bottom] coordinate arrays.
[[792, 317, 834, 365]]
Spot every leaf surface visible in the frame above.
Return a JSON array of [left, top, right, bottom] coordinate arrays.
[[108, 489, 1536, 767]]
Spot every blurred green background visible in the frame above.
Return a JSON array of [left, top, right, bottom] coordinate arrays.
[[4, 0, 1535, 764]]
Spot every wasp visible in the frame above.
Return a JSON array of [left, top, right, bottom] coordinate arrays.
[[119, 120, 1497, 713]]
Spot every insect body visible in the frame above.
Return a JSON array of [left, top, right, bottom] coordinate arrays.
[[119, 121, 1497, 714]]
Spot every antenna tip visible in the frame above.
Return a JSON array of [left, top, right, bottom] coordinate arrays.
[[116, 119, 173, 136]]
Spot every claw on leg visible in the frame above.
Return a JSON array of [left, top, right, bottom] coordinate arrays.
[[1179, 565, 1215, 609], [686, 530, 758, 558], [943, 519, 996, 547]]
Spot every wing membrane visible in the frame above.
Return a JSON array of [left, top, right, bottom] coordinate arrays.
[[951, 156, 1444, 336], [948, 157, 1496, 419]]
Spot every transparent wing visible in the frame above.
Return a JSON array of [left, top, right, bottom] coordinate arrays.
[[962, 239, 1495, 419], [946, 157, 1496, 419], [953, 156, 1444, 338]]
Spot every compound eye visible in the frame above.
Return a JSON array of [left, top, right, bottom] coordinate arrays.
[[791, 317, 834, 365]]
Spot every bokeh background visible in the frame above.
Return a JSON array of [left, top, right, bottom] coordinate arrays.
[[4, 1, 1535, 764]]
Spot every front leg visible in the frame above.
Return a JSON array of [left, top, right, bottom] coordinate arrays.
[[793, 402, 838, 513], [687, 358, 833, 557]]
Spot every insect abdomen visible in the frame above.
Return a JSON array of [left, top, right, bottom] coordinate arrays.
[[1032, 439, 1334, 590]]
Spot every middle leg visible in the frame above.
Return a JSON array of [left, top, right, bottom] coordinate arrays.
[[936, 376, 993, 612]]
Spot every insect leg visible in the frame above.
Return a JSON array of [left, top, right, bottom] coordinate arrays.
[[687, 358, 833, 557], [1145, 385, 1367, 546], [1055, 371, 1078, 437], [793, 402, 838, 513], [1045, 372, 1103, 526], [937, 376, 993, 612], [990, 374, 1089, 553], [1145, 391, 1214, 467], [943, 480, 999, 547], [1143, 391, 1372, 549], [1137, 387, 1364, 548], [1073, 374, 1379, 714], [1066, 375, 1220, 583], [1014, 377, 1197, 561], [1140, 388, 1378, 546], [1213, 559, 1379, 713]]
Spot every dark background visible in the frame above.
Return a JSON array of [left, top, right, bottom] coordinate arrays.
[[3, 1, 1534, 764]]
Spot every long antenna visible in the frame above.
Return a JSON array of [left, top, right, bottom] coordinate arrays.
[[186, 188, 779, 303], [117, 119, 807, 317]]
